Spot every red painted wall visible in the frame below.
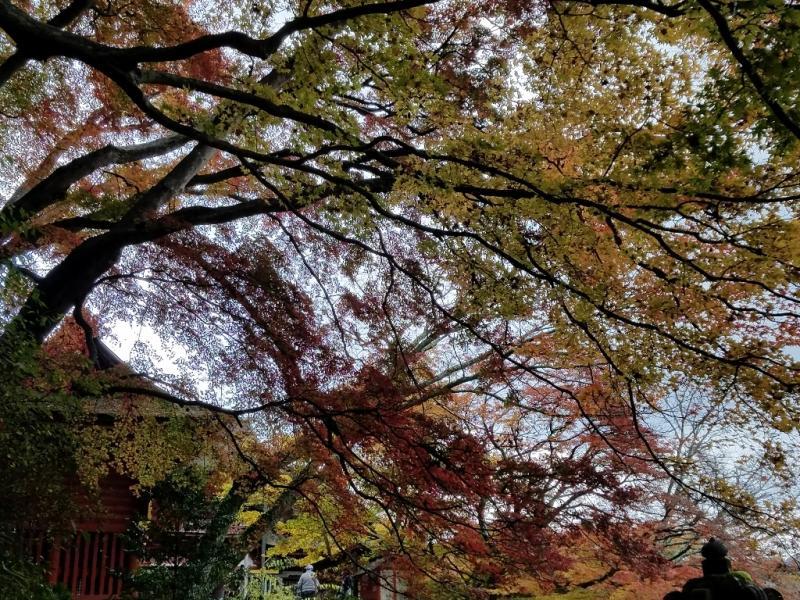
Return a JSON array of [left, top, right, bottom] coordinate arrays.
[[41, 472, 145, 599], [359, 569, 406, 600]]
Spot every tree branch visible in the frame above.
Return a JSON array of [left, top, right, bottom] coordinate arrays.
[[2, 134, 188, 225], [697, 0, 800, 141], [0, 0, 94, 85]]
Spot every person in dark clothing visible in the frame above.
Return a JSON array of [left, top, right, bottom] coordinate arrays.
[[681, 538, 767, 599], [663, 538, 772, 600], [338, 570, 355, 598]]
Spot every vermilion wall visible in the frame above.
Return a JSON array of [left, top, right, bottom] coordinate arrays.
[[360, 573, 381, 600], [44, 472, 145, 599], [359, 569, 405, 600]]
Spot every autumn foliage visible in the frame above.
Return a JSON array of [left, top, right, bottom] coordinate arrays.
[[1, 0, 799, 597]]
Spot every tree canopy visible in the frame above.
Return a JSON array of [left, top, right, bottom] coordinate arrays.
[[1, 0, 799, 596]]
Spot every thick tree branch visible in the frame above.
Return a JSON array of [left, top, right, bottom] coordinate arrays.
[[188, 166, 247, 187], [104, 383, 285, 417], [0, 0, 93, 85], [101, 0, 436, 64], [571, 0, 686, 16], [121, 144, 217, 222], [0, 0, 435, 66], [1, 134, 188, 225], [72, 303, 98, 367], [138, 71, 342, 134]]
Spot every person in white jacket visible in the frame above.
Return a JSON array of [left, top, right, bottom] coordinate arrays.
[[296, 565, 320, 598]]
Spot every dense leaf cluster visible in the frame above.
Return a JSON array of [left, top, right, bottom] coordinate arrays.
[[0, 0, 799, 596]]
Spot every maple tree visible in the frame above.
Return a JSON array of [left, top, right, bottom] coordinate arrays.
[[1, 0, 799, 596]]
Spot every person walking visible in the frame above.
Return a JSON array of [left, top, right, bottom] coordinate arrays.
[[296, 565, 320, 598], [338, 570, 355, 598]]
